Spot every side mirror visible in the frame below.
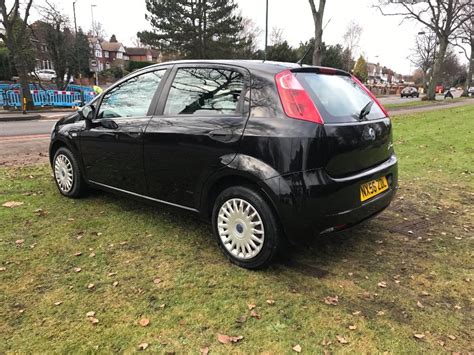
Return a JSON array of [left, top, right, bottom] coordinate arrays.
[[81, 105, 95, 121]]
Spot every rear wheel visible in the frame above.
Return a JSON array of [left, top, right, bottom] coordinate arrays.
[[53, 147, 86, 198], [212, 186, 281, 269]]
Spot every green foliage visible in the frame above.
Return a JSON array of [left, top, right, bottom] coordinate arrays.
[[353, 55, 368, 83], [0, 45, 16, 80], [138, 0, 247, 59], [267, 41, 298, 63], [321, 44, 345, 70], [128, 61, 154, 72], [101, 67, 129, 80], [71, 29, 92, 77]]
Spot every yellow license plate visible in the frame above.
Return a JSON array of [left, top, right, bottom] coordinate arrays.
[[360, 176, 389, 202]]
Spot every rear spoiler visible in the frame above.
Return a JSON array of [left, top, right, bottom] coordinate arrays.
[[290, 66, 351, 77]]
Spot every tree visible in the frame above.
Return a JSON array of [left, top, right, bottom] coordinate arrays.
[[267, 41, 298, 63], [0, 0, 35, 108], [109, 34, 117, 43], [353, 55, 368, 83], [409, 31, 437, 91], [236, 16, 261, 59], [376, 0, 472, 100], [321, 43, 345, 70], [138, 0, 246, 59], [343, 20, 362, 71], [37, 1, 73, 89], [308, 0, 327, 65], [0, 43, 16, 80], [454, 3, 473, 95]]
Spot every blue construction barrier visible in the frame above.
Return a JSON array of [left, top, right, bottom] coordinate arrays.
[[0, 86, 97, 108]]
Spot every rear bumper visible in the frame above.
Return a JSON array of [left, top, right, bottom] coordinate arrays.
[[265, 154, 398, 244]]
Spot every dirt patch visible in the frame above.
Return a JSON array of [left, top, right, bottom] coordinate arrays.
[[0, 137, 49, 167]]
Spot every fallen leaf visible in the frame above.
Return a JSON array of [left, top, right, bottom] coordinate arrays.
[[200, 346, 209, 354], [421, 290, 430, 296], [321, 338, 332, 346], [266, 299, 275, 305], [86, 311, 96, 317], [376, 311, 385, 316], [454, 304, 461, 310], [89, 252, 96, 257], [153, 278, 162, 285], [352, 311, 361, 316], [336, 335, 349, 344], [54, 301, 62, 306], [138, 343, 149, 350], [15, 239, 24, 245], [74, 267, 82, 273], [112, 281, 119, 287], [139, 318, 150, 327], [87, 283, 95, 289], [250, 310, 260, 319], [0, 267, 6, 271], [74, 252, 82, 257], [217, 333, 243, 344], [247, 303, 256, 310], [377, 281, 387, 288], [417, 301, 424, 309], [292, 344, 302, 353], [90, 317, 99, 325], [2, 201, 24, 208], [447, 335, 456, 340], [107, 272, 117, 277], [323, 295, 339, 306], [414, 333, 425, 339], [349, 325, 357, 330]]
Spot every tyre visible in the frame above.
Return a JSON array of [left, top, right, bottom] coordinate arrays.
[[212, 186, 281, 269], [52, 147, 86, 198]]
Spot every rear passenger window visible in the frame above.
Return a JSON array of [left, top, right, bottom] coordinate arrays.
[[164, 68, 244, 116]]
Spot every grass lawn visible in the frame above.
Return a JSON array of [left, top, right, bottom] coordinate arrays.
[[1, 105, 473, 353], [384, 97, 468, 110]]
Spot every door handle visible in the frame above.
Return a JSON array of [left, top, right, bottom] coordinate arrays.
[[208, 129, 234, 142]]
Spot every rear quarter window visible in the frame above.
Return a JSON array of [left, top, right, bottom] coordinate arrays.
[[295, 73, 386, 123]]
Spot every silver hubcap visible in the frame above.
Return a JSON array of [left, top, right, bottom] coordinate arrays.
[[217, 198, 265, 260], [54, 154, 74, 193]]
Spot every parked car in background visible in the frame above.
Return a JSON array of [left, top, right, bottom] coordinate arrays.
[[49, 60, 398, 269], [468, 87, 474, 97], [400, 86, 419, 98], [30, 69, 57, 82]]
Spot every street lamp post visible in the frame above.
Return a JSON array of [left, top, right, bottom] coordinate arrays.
[[91, 4, 99, 86], [264, 0, 268, 61]]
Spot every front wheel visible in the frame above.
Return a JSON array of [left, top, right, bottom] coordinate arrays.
[[212, 186, 282, 269], [53, 147, 86, 198]]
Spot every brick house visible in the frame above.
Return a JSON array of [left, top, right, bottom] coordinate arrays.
[[30, 21, 54, 71], [125, 47, 162, 63], [101, 41, 126, 70]]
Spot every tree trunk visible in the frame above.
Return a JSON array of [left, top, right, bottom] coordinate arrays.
[[13, 54, 33, 110], [309, 0, 326, 66], [427, 37, 448, 101], [312, 12, 323, 66], [464, 41, 473, 96]]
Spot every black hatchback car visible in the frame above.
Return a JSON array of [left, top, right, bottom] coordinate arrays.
[[50, 60, 398, 269]]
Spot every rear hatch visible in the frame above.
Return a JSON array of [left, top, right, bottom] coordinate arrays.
[[293, 69, 393, 177]]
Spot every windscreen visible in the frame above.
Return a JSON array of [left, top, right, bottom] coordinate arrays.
[[294, 73, 386, 123]]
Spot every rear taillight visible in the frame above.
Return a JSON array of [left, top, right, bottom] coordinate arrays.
[[351, 75, 389, 118], [275, 70, 323, 124]]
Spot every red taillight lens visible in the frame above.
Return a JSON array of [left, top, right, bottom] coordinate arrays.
[[275, 70, 323, 124], [351, 75, 389, 118]]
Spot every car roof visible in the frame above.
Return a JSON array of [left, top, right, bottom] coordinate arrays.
[[137, 59, 350, 76]]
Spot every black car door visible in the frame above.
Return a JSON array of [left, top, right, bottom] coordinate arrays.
[[80, 68, 169, 194], [144, 64, 250, 209]]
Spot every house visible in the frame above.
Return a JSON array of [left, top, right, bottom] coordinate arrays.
[[30, 21, 54, 71], [125, 47, 153, 62], [101, 40, 126, 70], [125, 47, 162, 63]]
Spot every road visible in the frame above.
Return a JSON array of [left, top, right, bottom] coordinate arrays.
[[0, 119, 56, 137]]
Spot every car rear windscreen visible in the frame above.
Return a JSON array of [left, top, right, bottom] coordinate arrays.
[[294, 72, 386, 123]]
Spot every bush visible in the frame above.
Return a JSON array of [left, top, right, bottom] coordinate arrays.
[[128, 61, 153, 72]]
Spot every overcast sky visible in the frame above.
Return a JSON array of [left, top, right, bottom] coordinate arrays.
[[29, 0, 467, 75]]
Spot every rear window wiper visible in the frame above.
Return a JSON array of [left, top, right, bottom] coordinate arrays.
[[359, 100, 374, 121]]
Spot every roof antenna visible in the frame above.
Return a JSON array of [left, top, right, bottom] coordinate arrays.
[[297, 43, 314, 66]]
